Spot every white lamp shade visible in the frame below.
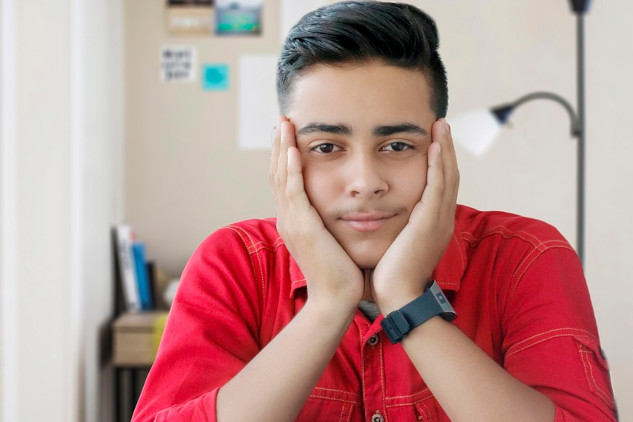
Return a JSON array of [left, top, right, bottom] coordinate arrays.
[[448, 109, 503, 156]]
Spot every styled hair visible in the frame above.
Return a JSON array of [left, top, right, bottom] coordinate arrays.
[[277, 1, 448, 117]]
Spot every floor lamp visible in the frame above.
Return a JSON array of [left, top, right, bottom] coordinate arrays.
[[450, 0, 590, 265]]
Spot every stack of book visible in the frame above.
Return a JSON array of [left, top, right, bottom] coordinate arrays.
[[112, 224, 168, 314]]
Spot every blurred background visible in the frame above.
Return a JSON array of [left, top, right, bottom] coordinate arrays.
[[1, 0, 631, 421]]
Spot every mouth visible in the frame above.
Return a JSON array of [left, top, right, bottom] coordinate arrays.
[[339, 211, 397, 232]]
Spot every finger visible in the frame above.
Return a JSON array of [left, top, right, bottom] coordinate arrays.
[[286, 145, 306, 203], [276, 120, 294, 193], [420, 140, 445, 218], [433, 119, 460, 213], [282, 121, 303, 196], [269, 124, 280, 184]]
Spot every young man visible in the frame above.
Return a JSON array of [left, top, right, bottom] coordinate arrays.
[[132, 2, 617, 421]]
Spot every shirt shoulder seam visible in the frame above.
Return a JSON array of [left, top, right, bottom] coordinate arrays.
[[223, 225, 266, 300], [505, 327, 598, 360]]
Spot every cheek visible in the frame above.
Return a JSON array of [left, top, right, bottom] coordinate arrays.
[[301, 164, 337, 213], [395, 163, 428, 206]]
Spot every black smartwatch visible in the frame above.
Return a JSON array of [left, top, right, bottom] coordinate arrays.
[[381, 280, 457, 344]]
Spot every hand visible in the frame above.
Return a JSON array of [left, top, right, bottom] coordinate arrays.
[[371, 118, 460, 314], [269, 117, 364, 315]]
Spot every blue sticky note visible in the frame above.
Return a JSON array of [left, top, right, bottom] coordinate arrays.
[[202, 64, 229, 91]]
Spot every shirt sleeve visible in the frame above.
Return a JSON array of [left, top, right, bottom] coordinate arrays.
[[131, 226, 264, 422], [500, 244, 618, 421]]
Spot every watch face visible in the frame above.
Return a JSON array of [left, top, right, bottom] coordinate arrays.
[[428, 281, 457, 320]]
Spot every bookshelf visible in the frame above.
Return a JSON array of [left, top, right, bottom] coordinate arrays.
[[112, 311, 169, 422]]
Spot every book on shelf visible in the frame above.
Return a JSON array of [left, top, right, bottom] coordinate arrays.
[[146, 260, 159, 310], [113, 224, 141, 313], [133, 242, 154, 311]]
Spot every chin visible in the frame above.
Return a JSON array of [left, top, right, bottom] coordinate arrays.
[[347, 245, 387, 270]]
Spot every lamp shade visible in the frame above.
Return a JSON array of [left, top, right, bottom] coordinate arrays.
[[448, 109, 503, 156]]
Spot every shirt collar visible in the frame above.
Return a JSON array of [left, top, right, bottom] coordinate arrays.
[[289, 208, 468, 299]]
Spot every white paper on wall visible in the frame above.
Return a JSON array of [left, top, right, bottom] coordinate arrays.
[[237, 55, 279, 150], [160, 46, 197, 82]]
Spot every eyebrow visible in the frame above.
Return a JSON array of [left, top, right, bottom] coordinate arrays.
[[296, 123, 352, 137], [296, 122, 428, 137], [373, 123, 428, 137]]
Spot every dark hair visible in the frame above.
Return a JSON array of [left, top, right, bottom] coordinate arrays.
[[277, 1, 448, 117]]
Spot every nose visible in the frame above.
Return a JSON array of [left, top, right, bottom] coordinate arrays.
[[346, 153, 388, 198]]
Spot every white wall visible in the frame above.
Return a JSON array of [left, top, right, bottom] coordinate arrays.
[[0, 0, 123, 421]]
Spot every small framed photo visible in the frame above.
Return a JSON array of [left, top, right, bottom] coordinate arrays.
[[215, 0, 262, 35]]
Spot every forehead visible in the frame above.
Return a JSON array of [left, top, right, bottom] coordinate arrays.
[[286, 61, 435, 128]]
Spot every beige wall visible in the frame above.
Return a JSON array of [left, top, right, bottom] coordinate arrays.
[[125, 0, 633, 419]]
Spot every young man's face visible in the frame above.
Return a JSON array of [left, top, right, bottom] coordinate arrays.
[[286, 61, 436, 269]]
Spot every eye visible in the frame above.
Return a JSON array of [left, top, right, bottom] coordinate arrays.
[[381, 141, 412, 152], [311, 143, 340, 154]]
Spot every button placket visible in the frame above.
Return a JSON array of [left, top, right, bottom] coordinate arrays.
[[371, 411, 384, 422], [367, 334, 380, 346]]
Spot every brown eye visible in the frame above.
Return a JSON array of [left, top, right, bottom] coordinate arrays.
[[382, 142, 412, 152], [313, 143, 337, 153]]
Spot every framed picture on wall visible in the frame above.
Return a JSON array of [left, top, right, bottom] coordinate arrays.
[[168, 0, 214, 5], [215, 0, 262, 35], [166, 0, 214, 35]]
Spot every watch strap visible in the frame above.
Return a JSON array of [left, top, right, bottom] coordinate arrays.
[[381, 280, 457, 344]]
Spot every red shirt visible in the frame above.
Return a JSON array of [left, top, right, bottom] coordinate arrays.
[[132, 205, 617, 421]]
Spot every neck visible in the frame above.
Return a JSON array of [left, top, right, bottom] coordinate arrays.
[[361, 269, 375, 302]]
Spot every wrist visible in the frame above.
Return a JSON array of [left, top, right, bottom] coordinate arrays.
[[376, 283, 426, 316], [304, 295, 358, 325], [380, 281, 457, 344]]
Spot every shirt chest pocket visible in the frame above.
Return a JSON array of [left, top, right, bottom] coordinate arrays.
[[383, 397, 441, 421], [296, 388, 357, 422], [414, 399, 440, 421]]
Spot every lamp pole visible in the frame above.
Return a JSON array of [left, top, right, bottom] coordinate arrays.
[[487, 2, 590, 265], [570, 0, 589, 264], [453, 2, 591, 265]]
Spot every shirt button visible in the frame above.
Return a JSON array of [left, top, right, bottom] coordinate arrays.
[[371, 411, 384, 422], [367, 335, 380, 346]]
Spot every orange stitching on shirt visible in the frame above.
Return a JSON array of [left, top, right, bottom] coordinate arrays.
[[338, 402, 346, 422], [307, 394, 358, 405], [227, 225, 266, 301], [246, 238, 285, 254], [418, 400, 432, 420], [385, 391, 435, 412], [313, 386, 358, 399], [461, 225, 544, 249], [459, 224, 575, 305], [505, 328, 595, 359], [345, 402, 354, 421], [224, 226, 260, 293], [386, 396, 435, 409], [379, 340, 388, 422], [385, 389, 433, 401], [578, 345, 614, 407], [453, 230, 466, 276], [234, 226, 266, 292], [358, 324, 367, 410], [509, 243, 573, 298]]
